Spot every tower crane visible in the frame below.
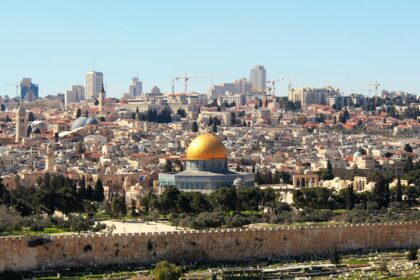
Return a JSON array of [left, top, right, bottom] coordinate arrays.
[[267, 77, 292, 97], [6, 83, 20, 99], [367, 81, 380, 97], [175, 74, 217, 94]]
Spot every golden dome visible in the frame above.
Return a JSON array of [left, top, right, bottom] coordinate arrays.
[[186, 133, 228, 161]]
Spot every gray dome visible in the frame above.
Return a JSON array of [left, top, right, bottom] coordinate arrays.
[[86, 117, 99, 126], [33, 128, 41, 134], [71, 117, 88, 130], [233, 177, 244, 188]]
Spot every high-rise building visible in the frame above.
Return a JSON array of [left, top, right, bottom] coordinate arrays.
[[64, 85, 85, 107], [128, 77, 143, 97], [20, 78, 39, 101], [288, 87, 339, 107], [85, 71, 103, 100], [72, 85, 85, 101], [250, 65, 266, 93]]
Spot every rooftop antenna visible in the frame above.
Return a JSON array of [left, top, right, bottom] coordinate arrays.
[[171, 74, 175, 93]]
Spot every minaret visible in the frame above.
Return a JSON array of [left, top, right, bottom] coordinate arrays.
[[134, 110, 141, 129], [99, 83, 106, 118], [45, 144, 56, 173], [15, 104, 27, 143]]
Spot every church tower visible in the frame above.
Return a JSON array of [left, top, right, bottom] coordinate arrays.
[[45, 144, 56, 173], [15, 104, 27, 143], [99, 83, 106, 118]]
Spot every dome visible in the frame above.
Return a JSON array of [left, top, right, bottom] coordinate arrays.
[[186, 133, 228, 161], [353, 151, 362, 160], [71, 117, 88, 130], [233, 178, 244, 188], [33, 127, 41, 134], [86, 117, 99, 126]]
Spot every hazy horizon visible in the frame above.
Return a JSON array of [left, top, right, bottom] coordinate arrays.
[[1, 0, 419, 97]]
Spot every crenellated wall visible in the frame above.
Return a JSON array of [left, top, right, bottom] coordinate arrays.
[[1, 222, 419, 272]]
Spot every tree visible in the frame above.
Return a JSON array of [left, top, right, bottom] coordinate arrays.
[[328, 246, 341, 264], [372, 173, 390, 208], [404, 156, 413, 172], [395, 177, 403, 202], [28, 111, 35, 121], [191, 121, 198, 132], [345, 186, 355, 210], [111, 195, 127, 218], [93, 179, 105, 202], [26, 125, 32, 137], [230, 112, 236, 125], [77, 142, 86, 155], [163, 160, 173, 173], [211, 123, 217, 133], [154, 261, 182, 280], [158, 186, 181, 215], [76, 108, 82, 118], [407, 247, 418, 261], [130, 199, 137, 217], [404, 143, 413, 153]]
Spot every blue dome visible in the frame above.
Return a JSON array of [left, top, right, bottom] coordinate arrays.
[[33, 128, 41, 134], [86, 117, 99, 126], [71, 117, 88, 130]]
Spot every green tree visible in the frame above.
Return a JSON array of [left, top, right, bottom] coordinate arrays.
[[372, 173, 390, 208], [93, 179, 105, 202], [407, 247, 418, 261], [191, 121, 198, 132], [211, 123, 217, 133], [404, 143, 413, 153], [154, 261, 182, 280], [111, 195, 127, 218], [345, 186, 355, 210], [158, 186, 181, 215], [28, 111, 35, 121], [163, 160, 173, 173], [395, 177, 403, 202]]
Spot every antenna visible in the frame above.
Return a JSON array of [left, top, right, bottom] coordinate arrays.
[[171, 74, 175, 94]]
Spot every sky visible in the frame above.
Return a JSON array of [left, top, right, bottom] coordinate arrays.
[[0, 0, 419, 98]]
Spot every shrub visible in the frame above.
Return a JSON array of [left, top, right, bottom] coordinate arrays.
[[154, 261, 182, 280]]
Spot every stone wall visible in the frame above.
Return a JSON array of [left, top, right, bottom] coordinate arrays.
[[1, 222, 419, 272]]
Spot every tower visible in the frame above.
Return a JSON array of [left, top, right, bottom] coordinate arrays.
[[134, 110, 141, 130], [15, 104, 27, 143], [250, 65, 266, 93], [99, 83, 106, 118], [45, 144, 56, 173], [85, 71, 103, 100]]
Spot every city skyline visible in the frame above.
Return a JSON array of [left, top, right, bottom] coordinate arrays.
[[1, 0, 420, 97]]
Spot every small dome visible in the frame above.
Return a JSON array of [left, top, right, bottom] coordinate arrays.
[[353, 151, 362, 160], [71, 117, 88, 130], [86, 117, 99, 126], [233, 178, 244, 188], [33, 128, 41, 134], [186, 133, 228, 161]]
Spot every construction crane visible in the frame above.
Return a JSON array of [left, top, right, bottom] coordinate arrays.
[[367, 81, 380, 97], [6, 83, 20, 99], [175, 74, 217, 94], [267, 77, 292, 96]]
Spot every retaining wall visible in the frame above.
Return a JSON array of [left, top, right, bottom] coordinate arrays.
[[0, 222, 419, 272]]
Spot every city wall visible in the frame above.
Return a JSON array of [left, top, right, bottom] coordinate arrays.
[[1, 222, 419, 272]]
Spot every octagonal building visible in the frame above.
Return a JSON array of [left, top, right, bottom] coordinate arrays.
[[158, 133, 255, 193]]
